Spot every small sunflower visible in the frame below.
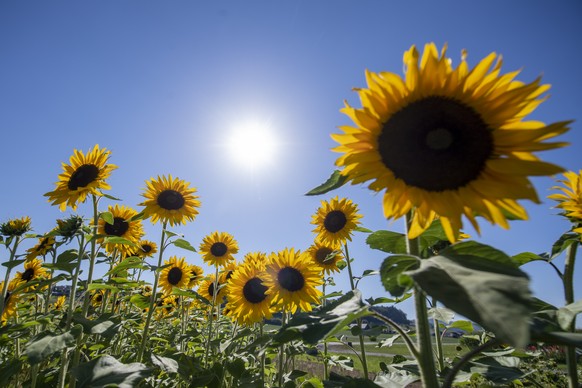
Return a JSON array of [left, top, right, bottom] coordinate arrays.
[[1, 281, 20, 325], [132, 240, 158, 259], [97, 205, 144, 256], [26, 235, 56, 260], [90, 289, 105, 307], [187, 264, 204, 288], [226, 264, 274, 326], [264, 248, 323, 313], [55, 215, 84, 238], [139, 175, 201, 226], [199, 231, 239, 267], [242, 252, 269, 271], [158, 256, 192, 295], [332, 43, 570, 242], [155, 295, 179, 319], [44, 145, 117, 211], [306, 241, 344, 275], [549, 170, 582, 235], [0, 216, 32, 237], [219, 262, 238, 284], [51, 295, 66, 311], [198, 275, 224, 303], [12, 258, 49, 290], [311, 197, 362, 245]]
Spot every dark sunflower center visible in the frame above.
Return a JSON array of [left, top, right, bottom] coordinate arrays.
[[225, 270, 234, 281], [315, 248, 334, 265], [378, 96, 494, 192], [278, 267, 305, 292], [210, 242, 228, 257], [95, 294, 103, 302], [104, 217, 130, 237], [208, 282, 216, 297], [167, 267, 183, 285], [324, 211, 347, 233], [22, 268, 35, 282], [243, 277, 268, 304], [142, 245, 152, 253], [157, 190, 185, 210], [68, 164, 99, 190]]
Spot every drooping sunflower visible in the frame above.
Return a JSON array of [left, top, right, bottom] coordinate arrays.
[[242, 251, 269, 271], [132, 240, 158, 259], [139, 175, 201, 226], [55, 215, 84, 239], [198, 275, 224, 303], [264, 248, 323, 313], [44, 145, 117, 211], [332, 43, 570, 242], [187, 264, 204, 288], [226, 264, 274, 326], [12, 258, 49, 290], [306, 241, 344, 275], [97, 205, 144, 256], [158, 256, 192, 295], [549, 170, 582, 235], [1, 281, 20, 325], [26, 235, 56, 260], [199, 231, 239, 267], [0, 216, 32, 237], [311, 197, 362, 245]]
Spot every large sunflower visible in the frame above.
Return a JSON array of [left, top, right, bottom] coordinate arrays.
[[306, 241, 344, 275], [332, 43, 570, 242], [97, 205, 144, 256], [159, 256, 192, 295], [264, 248, 323, 313], [199, 231, 239, 267], [139, 175, 200, 226], [311, 197, 362, 245], [26, 235, 56, 260], [226, 264, 274, 326], [44, 145, 117, 211], [0, 216, 32, 237], [548, 170, 582, 235]]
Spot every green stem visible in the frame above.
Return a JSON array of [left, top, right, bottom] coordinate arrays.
[[0, 236, 21, 317], [278, 310, 287, 388], [405, 212, 439, 388], [137, 222, 168, 363], [81, 195, 100, 318], [563, 241, 579, 388], [371, 311, 420, 360], [442, 339, 498, 388], [432, 298, 445, 372], [344, 243, 369, 380], [322, 280, 329, 381], [204, 265, 220, 367], [260, 323, 266, 385]]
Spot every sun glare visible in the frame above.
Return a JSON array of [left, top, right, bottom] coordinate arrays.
[[226, 122, 278, 170]]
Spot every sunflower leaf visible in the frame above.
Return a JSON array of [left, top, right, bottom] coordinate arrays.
[[549, 232, 579, 260], [1, 258, 25, 270], [172, 238, 197, 252], [355, 226, 373, 233], [130, 294, 151, 310], [379, 255, 419, 297], [101, 193, 122, 201], [408, 243, 533, 348], [366, 231, 407, 254], [100, 211, 114, 225], [128, 210, 146, 222], [87, 283, 120, 292], [102, 236, 138, 247], [305, 170, 348, 196], [511, 252, 548, 266], [24, 324, 83, 365], [71, 355, 151, 388]]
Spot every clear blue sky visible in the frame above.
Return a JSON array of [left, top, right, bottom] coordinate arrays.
[[1, 1, 580, 320]]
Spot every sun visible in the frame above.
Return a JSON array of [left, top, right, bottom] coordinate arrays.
[[226, 121, 278, 170]]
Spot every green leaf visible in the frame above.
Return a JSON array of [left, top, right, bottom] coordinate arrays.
[[72, 355, 151, 388], [164, 230, 181, 238], [1, 259, 25, 270], [102, 236, 137, 247], [130, 294, 151, 310], [354, 226, 373, 233], [151, 354, 179, 374], [448, 320, 474, 333], [106, 257, 146, 276], [379, 255, 419, 297], [366, 231, 407, 254], [129, 210, 146, 222], [305, 170, 348, 196], [408, 247, 533, 348], [549, 232, 579, 260], [87, 283, 120, 293], [466, 357, 524, 384], [378, 334, 401, 348], [0, 359, 23, 387], [100, 211, 114, 225], [511, 252, 547, 266], [226, 358, 246, 379], [173, 238, 197, 252], [427, 307, 455, 324], [556, 298, 582, 330], [24, 325, 83, 365], [101, 193, 122, 201], [171, 288, 211, 305], [72, 313, 121, 338]]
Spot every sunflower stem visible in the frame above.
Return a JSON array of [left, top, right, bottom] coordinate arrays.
[[204, 264, 220, 368], [405, 212, 439, 388], [0, 236, 21, 317], [563, 241, 579, 388], [432, 298, 445, 372], [260, 322, 266, 385], [278, 310, 287, 388], [343, 243, 369, 380], [81, 194, 100, 318], [137, 221, 168, 363], [322, 280, 329, 381]]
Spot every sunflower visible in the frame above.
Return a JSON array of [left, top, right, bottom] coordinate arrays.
[[311, 197, 362, 245], [26, 235, 56, 260], [219, 262, 238, 284], [332, 43, 570, 242], [264, 248, 323, 313], [159, 256, 192, 295], [198, 275, 224, 303], [187, 264, 204, 288], [97, 205, 144, 256], [0, 216, 32, 237], [132, 240, 158, 259], [51, 295, 66, 311], [155, 295, 179, 319], [90, 289, 105, 307], [199, 231, 239, 267], [12, 258, 49, 290], [242, 251, 269, 271], [55, 215, 84, 239], [226, 264, 274, 326], [44, 145, 117, 211], [1, 281, 20, 325], [306, 241, 344, 275], [549, 170, 582, 235], [139, 175, 200, 226]]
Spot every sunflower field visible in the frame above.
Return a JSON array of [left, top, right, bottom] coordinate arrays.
[[1, 43, 582, 388]]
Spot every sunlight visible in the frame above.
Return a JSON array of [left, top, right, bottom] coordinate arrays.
[[226, 121, 278, 170]]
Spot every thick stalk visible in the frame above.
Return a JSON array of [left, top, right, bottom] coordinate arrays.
[[563, 241, 579, 388], [137, 222, 168, 362], [343, 243, 369, 380], [405, 212, 439, 388], [432, 298, 445, 372], [0, 236, 21, 317], [81, 195, 100, 317]]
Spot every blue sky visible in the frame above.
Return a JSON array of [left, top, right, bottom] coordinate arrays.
[[1, 1, 581, 320]]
